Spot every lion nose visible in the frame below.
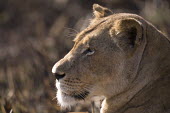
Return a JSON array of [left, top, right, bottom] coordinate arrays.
[[52, 62, 66, 81], [53, 72, 65, 81]]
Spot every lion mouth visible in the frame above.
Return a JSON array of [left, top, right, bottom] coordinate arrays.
[[62, 91, 89, 100]]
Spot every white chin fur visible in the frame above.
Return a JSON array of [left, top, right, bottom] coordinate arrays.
[[57, 89, 78, 108]]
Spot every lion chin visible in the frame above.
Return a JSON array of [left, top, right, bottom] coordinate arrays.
[[57, 90, 90, 107], [57, 90, 78, 108], [56, 80, 90, 108]]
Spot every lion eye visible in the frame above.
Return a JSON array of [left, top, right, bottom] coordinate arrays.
[[83, 48, 95, 56]]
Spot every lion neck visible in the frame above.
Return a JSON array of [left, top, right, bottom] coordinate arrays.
[[100, 24, 170, 113]]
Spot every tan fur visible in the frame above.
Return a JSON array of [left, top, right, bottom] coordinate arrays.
[[52, 4, 170, 113]]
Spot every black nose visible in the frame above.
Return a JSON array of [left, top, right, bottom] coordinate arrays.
[[53, 73, 65, 81]]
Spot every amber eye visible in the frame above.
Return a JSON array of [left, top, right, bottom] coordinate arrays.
[[83, 48, 95, 56]]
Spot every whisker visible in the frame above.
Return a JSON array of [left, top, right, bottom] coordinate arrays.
[[64, 27, 79, 39], [65, 32, 77, 38], [83, 85, 92, 91], [52, 97, 57, 101], [64, 27, 79, 33], [79, 94, 85, 100], [76, 89, 87, 95], [75, 89, 89, 100], [73, 93, 85, 100]]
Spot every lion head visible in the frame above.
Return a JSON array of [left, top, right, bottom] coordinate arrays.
[[52, 4, 170, 113]]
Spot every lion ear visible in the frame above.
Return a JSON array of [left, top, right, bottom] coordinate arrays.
[[93, 4, 113, 18], [110, 18, 143, 50]]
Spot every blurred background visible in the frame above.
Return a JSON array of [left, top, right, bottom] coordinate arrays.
[[0, 0, 170, 113]]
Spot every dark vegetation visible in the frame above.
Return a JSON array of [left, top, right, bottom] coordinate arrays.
[[0, 0, 170, 113]]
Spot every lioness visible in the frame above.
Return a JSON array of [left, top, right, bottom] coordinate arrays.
[[52, 4, 170, 113]]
